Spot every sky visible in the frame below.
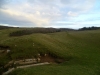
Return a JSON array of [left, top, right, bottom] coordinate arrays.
[[0, 0, 100, 29]]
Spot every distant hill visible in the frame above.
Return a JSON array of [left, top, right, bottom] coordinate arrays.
[[59, 28, 75, 31], [9, 28, 75, 37], [78, 26, 100, 31], [0, 25, 14, 30]]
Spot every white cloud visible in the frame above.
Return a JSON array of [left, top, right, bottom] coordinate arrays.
[[67, 11, 78, 17], [60, 0, 95, 11], [0, 9, 49, 26], [0, 0, 97, 28]]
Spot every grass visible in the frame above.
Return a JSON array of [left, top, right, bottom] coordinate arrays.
[[0, 28, 100, 75], [8, 65, 100, 75]]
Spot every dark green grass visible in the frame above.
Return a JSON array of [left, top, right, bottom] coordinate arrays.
[[0, 29, 100, 75], [8, 65, 100, 75]]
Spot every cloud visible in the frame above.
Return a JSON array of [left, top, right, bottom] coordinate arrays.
[[0, 0, 98, 28], [0, 0, 6, 8], [0, 0, 11, 8], [0, 0, 62, 27], [0, 9, 34, 27], [0, 8, 50, 27], [60, 0, 95, 10], [67, 11, 78, 17]]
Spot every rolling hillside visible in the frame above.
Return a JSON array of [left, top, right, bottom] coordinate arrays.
[[0, 28, 100, 75]]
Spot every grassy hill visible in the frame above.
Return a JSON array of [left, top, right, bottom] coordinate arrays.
[[0, 28, 100, 75]]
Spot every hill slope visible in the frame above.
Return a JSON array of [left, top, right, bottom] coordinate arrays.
[[0, 28, 100, 75]]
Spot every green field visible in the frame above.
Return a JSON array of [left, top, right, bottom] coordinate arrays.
[[0, 28, 100, 75]]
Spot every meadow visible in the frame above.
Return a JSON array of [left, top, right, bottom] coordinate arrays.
[[0, 28, 100, 75]]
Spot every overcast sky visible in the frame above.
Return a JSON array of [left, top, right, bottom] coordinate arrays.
[[0, 0, 100, 29]]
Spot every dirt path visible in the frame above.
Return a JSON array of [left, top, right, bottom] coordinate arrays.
[[2, 62, 50, 75]]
